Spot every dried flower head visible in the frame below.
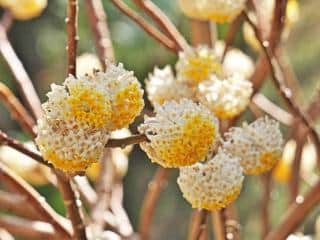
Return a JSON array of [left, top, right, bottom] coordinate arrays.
[[36, 118, 109, 172], [177, 150, 244, 210], [198, 74, 252, 119], [0, 142, 50, 185], [0, 0, 47, 20], [42, 62, 144, 131], [178, 0, 246, 23], [176, 46, 222, 87], [223, 116, 283, 175], [146, 65, 195, 106], [139, 99, 219, 168]]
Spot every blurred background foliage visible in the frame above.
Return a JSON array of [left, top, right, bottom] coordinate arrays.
[[0, 0, 319, 239]]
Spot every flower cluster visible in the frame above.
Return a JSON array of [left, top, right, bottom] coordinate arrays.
[[223, 116, 283, 175], [177, 150, 243, 210], [178, 0, 246, 23], [0, 0, 47, 20], [36, 62, 144, 172], [139, 99, 219, 168], [146, 45, 253, 119]]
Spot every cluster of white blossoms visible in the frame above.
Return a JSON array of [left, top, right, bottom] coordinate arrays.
[[36, 62, 144, 172], [223, 116, 283, 175], [146, 45, 253, 119], [178, 0, 246, 23], [177, 150, 243, 210], [139, 99, 219, 168], [198, 74, 252, 119]]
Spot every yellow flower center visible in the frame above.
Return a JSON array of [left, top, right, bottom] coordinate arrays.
[[110, 82, 143, 129], [182, 55, 221, 85], [154, 114, 216, 167], [67, 84, 111, 129], [248, 150, 282, 175]]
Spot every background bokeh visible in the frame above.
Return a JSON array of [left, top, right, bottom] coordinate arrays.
[[0, 0, 319, 239]]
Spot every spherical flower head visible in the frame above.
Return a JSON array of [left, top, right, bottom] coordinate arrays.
[[0, 142, 50, 185], [178, 0, 246, 23], [92, 62, 144, 131], [214, 41, 254, 79], [0, 0, 47, 20], [43, 62, 144, 131], [146, 65, 195, 106], [223, 116, 283, 175], [176, 46, 222, 87], [36, 118, 109, 172], [139, 99, 219, 168], [177, 149, 244, 210], [76, 53, 102, 77], [198, 74, 253, 119]]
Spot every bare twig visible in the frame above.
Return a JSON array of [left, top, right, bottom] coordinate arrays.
[[0, 130, 51, 167], [244, 11, 320, 160], [84, 0, 114, 67], [0, 18, 42, 119], [56, 173, 87, 240], [306, 90, 320, 123], [0, 216, 56, 240], [261, 173, 272, 238], [221, 14, 243, 61], [106, 134, 148, 148], [73, 176, 97, 207], [91, 149, 114, 227], [110, 0, 178, 52], [190, 20, 212, 47], [0, 162, 71, 238], [265, 180, 320, 240], [138, 167, 170, 240], [189, 209, 209, 240], [211, 210, 226, 240], [252, 93, 294, 126], [0, 10, 13, 31], [66, 0, 78, 76], [111, 182, 134, 237], [0, 190, 39, 220], [133, 0, 187, 50], [0, 82, 36, 137]]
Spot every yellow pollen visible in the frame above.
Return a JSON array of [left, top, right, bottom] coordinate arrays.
[[182, 56, 221, 85], [248, 150, 282, 175], [42, 149, 97, 172], [110, 83, 143, 129], [67, 84, 111, 129], [154, 115, 216, 167]]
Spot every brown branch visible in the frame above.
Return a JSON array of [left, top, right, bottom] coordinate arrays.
[[56, 172, 87, 240], [91, 149, 114, 227], [265, 179, 320, 240], [106, 134, 148, 148], [73, 176, 97, 207], [260, 173, 272, 238], [138, 167, 170, 240], [221, 14, 243, 61], [190, 20, 212, 47], [306, 90, 320, 123], [0, 18, 41, 119], [244, 11, 320, 161], [66, 0, 78, 76], [211, 210, 226, 240], [0, 162, 72, 238], [0, 82, 36, 137], [84, 0, 114, 67], [110, 182, 134, 237], [252, 93, 294, 126], [0, 216, 56, 240], [0, 190, 39, 220], [189, 209, 209, 240], [0, 130, 51, 167], [110, 0, 178, 52], [133, 0, 187, 50]]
